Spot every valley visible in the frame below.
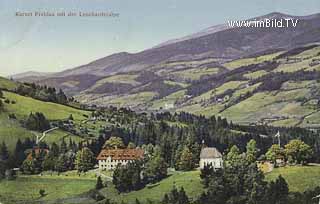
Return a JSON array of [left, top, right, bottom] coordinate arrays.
[[1, 11, 320, 204], [64, 45, 320, 128]]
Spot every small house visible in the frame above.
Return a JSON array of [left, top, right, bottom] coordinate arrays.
[[199, 147, 223, 169]]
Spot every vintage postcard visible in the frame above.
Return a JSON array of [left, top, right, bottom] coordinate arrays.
[[0, 0, 320, 203]]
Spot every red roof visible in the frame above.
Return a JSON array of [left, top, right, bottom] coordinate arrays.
[[97, 148, 144, 161], [27, 148, 49, 160]]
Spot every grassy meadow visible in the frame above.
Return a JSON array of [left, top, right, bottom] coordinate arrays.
[[265, 165, 320, 192], [0, 91, 91, 151], [0, 113, 34, 151], [0, 175, 96, 204], [100, 170, 203, 204], [0, 77, 19, 91], [223, 52, 282, 70], [3, 91, 90, 121]]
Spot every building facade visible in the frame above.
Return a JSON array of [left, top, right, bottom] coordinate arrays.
[[97, 148, 144, 170], [199, 147, 223, 169]]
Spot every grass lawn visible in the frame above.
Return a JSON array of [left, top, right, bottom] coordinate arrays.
[[270, 118, 301, 127], [3, 91, 91, 121], [42, 129, 84, 145], [0, 77, 19, 90], [0, 175, 96, 204], [0, 91, 91, 151], [100, 170, 203, 204], [265, 165, 320, 192], [39, 169, 112, 179], [302, 111, 320, 127], [0, 113, 34, 151]]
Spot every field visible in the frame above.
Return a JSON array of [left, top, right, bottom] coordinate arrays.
[[265, 165, 320, 192], [42, 129, 84, 145], [163, 80, 189, 88], [191, 81, 247, 103], [151, 89, 186, 110], [219, 82, 318, 125], [0, 113, 34, 151], [169, 67, 220, 80], [101, 91, 157, 108], [243, 70, 269, 79], [3, 91, 90, 121], [86, 74, 140, 92], [0, 170, 201, 204], [0, 174, 96, 204], [100, 170, 203, 204], [0, 77, 19, 90], [223, 52, 282, 70], [0, 91, 91, 151]]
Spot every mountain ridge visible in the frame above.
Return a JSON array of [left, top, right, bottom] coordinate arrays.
[[10, 12, 320, 128], [13, 12, 320, 79]]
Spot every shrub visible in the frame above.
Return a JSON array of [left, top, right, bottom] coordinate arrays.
[[39, 189, 45, 197]]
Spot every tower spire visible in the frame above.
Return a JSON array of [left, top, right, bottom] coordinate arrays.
[[275, 131, 281, 147]]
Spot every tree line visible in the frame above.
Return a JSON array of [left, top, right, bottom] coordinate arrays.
[[15, 83, 68, 104]]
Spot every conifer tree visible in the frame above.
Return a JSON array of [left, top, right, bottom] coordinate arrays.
[[246, 139, 258, 163], [96, 176, 104, 190], [75, 147, 95, 172]]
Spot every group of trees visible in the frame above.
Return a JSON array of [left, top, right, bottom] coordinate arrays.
[[97, 109, 320, 171], [111, 139, 168, 192], [255, 70, 320, 92], [161, 187, 189, 204], [97, 135, 319, 203], [144, 146, 168, 184], [25, 112, 50, 131], [174, 144, 200, 171], [0, 138, 39, 179], [1, 128, 101, 177], [113, 161, 143, 192], [198, 139, 320, 204], [0, 89, 3, 111], [75, 147, 95, 172], [199, 140, 290, 204], [266, 139, 313, 165], [16, 83, 68, 105], [0, 142, 10, 179], [17, 138, 95, 175]]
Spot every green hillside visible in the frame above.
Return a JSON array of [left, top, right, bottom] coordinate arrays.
[[100, 170, 203, 204], [42, 129, 83, 145], [0, 113, 34, 151], [70, 45, 320, 129], [223, 52, 282, 70], [3, 91, 90, 121], [0, 90, 91, 151], [0, 174, 96, 204], [0, 76, 19, 90], [265, 165, 320, 192], [161, 45, 320, 127]]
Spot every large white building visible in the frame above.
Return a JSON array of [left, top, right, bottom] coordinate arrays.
[[199, 147, 223, 169], [97, 148, 144, 170]]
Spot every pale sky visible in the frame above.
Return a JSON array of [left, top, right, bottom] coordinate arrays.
[[0, 0, 319, 76]]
